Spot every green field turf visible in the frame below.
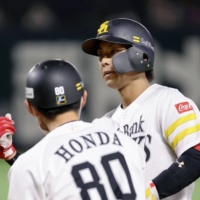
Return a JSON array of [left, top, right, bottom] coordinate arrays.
[[0, 160, 9, 200], [0, 160, 200, 199]]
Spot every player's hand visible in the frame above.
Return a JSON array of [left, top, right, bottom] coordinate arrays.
[[0, 113, 16, 160], [146, 181, 160, 200]]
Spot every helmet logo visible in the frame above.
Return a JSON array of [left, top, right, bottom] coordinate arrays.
[[26, 87, 34, 99], [76, 81, 84, 90], [141, 38, 154, 51], [97, 21, 109, 35], [55, 86, 65, 95], [55, 86, 66, 105], [133, 36, 154, 51], [133, 36, 140, 43], [56, 95, 66, 105]]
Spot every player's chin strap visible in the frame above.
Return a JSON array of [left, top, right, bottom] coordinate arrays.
[[77, 97, 83, 120], [39, 128, 49, 135], [35, 119, 49, 135], [32, 110, 50, 135]]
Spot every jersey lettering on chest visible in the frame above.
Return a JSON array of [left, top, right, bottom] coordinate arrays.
[[118, 115, 152, 162], [120, 115, 145, 136]]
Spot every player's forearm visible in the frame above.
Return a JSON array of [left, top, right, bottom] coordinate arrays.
[[6, 152, 21, 166], [152, 147, 200, 199]]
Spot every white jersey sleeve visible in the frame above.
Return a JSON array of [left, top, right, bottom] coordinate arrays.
[[8, 140, 47, 200], [161, 87, 200, 157]]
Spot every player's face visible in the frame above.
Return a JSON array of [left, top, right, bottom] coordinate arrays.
[[97, 41, 140, 89]]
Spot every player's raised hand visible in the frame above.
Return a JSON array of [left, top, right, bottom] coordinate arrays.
[[146, 181, 160, 200], [0, 113, 16, 160]]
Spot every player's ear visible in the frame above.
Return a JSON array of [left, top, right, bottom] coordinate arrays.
[[24, 100, 40, 117], [81, 90, 87, 109]]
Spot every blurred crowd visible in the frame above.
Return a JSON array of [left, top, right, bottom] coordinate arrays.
[[0, 0, 199, 33]]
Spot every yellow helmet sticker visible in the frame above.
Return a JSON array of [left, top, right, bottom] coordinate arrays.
[[97, 21, 109, 35], [133, 36, 140, 43], [76, 81, 84, 90]]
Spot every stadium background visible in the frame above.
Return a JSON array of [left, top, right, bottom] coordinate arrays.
[[0, 0, 200, 199]]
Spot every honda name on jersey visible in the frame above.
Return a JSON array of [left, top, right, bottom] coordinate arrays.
[[55, 132, 122, 163]]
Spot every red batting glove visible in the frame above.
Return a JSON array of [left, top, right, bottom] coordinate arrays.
[[0, 114, 16, 159]]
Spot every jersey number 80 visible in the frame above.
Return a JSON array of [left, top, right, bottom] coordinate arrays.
[[71, 152, 136, 200]]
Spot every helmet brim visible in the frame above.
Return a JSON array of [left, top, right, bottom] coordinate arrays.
[[82, 35, 133, 56]]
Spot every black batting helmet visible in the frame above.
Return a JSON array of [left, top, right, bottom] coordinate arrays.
[[82, 18, 154, 74], [25, 59, 84, 109]]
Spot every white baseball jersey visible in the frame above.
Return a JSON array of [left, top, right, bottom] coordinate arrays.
[[8, 121, 146, 200], [93, 84, 200, 200]]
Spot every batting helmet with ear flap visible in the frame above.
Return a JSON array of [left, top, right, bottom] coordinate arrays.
[[25, 59, 84, 109], [82, 18, 154, 74]]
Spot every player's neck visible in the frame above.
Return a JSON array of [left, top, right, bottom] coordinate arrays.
[[45, 111, 79, 132], [118, 78, 150, 109]]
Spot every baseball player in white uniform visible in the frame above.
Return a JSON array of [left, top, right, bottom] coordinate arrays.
[[2, 59, 146, 200], [82, 18, 200, 199]]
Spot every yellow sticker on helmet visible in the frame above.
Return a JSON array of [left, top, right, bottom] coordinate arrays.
[[97, 21, 109, 35], [133, 36, 140, 43], [76, 81, 84, 90]]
